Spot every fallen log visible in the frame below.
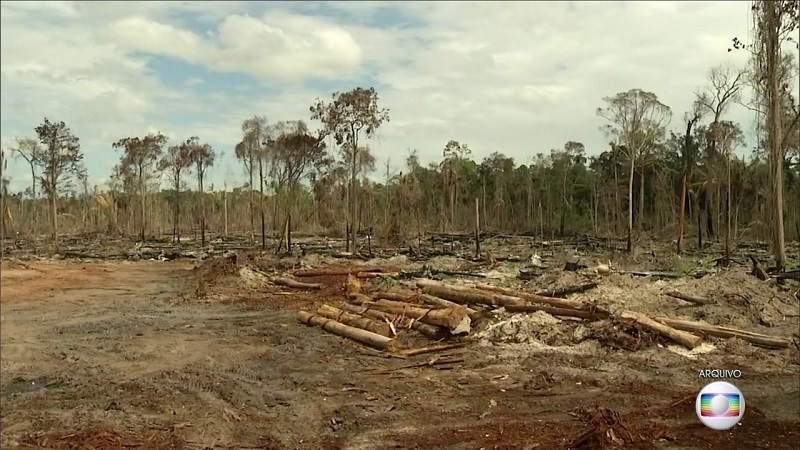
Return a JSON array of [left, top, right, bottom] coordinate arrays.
[[473, 283, 610, 318], [316, 304, 394, 337], [505, 304, 603, 320], [364, 299, 471, 335], [338, 303, 451, 340], [535, 282, 598, 298], [417, 279, 524, 307], [620, 311, 703, 350], [655, 317, 792, 349], [297, 311, 400, 352], [374, 290, 482, 318], [374, 291, 425, 303], [357, 271, 400, 278], [664, 290, 712, 305], [399, 342, 467, 357], [272, 277, 323, 290], [417, 293, 483, 318], [292, 267, 382, 277]]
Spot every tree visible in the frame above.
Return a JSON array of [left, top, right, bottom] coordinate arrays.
[[597, 89, 672, 252], [187, 137, 215, 248], [158, 141, 193, 243], [238, 116, 269, 249], [34, 118, 84, 247], [711, 121, 745, 264], [676, 105, 704, 254], [0, 146, 8, 238], [11, 137, 44, 237], [694, 64, 744, 240], [441, 140, 472, 229], [269, 120, 328, 252], [112, 132, 168, 242], [310, 87, 390, 252], [751, 0, 799, 270]]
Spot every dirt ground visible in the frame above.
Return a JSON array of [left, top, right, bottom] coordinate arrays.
[[1, 249, 799, 449]]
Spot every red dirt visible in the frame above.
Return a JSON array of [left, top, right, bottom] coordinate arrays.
[[2, 257, 798, 449]]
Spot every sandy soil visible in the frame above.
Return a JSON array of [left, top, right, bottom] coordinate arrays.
[[1, 256, 798, 449]]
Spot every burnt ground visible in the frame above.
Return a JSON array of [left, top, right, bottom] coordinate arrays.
[[1, 243, 799, 449]]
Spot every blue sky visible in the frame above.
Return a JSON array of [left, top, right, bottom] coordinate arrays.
[[1, 1, 790, 194]]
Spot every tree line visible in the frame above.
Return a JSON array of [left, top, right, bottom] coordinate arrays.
[[0, 1, 797, 268]]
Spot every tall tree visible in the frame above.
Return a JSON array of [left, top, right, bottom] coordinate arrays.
[[695, 64, 744, 240], [239, 116, 269, 249], [711, 121, 745, 264], [269, 120, 328, 252], [34, 118, 84, 247], [676, 105, 704, 254], [112, 132, 168, 242], [11, 137, 44, 237], [158, 141, 193, 243], [187, 137, 215, 248], [441, 140, 472, 229], [310, 87, 390, 252], [597, 89, 672, 252], [751, 0, 799, 270]]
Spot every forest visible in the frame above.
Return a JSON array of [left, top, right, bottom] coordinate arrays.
[[0, 5, 798, 270]]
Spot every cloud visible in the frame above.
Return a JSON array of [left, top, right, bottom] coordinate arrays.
[[102, 11, 363, 81], [1, 0, 796, 196]]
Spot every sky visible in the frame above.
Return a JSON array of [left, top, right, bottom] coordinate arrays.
[[0, 0, 788, 194]]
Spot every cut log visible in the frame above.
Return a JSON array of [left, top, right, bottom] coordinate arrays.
[[338, 303, 450, 340], [316, 304, 393, 337], [297, 311, 400, 352], [292, 267, 382, 277], [655, 317, 792, 349], [375, 290, 482, 318], [505, 304, 602, 320], [620, 311, 703, 350], [474, 283, 610, 318], [416, 293, 483, 318], [272, 277, 323, 290], [417, 279, 524, 307], [664, 290, 712, 305], [535, 282, 598, 297], [374, 291, 424, 303], [364, 299, 471, 335]]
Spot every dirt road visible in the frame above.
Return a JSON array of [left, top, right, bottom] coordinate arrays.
[[1, 259, 798, 449]]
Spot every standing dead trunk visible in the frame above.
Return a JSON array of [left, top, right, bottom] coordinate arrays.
[[259, 158, 266, 250], [627, 149, 635, 253], [678, 115, 698, 254]]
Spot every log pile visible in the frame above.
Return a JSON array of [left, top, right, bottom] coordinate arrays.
[[287, 265, 794, 354]]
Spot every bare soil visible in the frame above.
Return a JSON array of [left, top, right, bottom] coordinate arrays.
[[1, 251, 799, 449]]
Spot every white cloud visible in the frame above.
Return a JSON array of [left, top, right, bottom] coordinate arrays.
[[1, 0, 796, 195], [101, 11, 363, 81]]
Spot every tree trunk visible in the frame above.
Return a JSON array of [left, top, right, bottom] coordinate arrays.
[[259, 159, 265, 250], [349, 140, 358, 253], [764, 1, 786, 270], [725, 153, 732, 262], [199, 170, 206, 248], [627, 150, 635, 253], [139, 165, 146, 243], [175, 173, 181, 243], [249, 164, 255, 244], [30, 165, 37, 237], [637, 167, 645, 231]]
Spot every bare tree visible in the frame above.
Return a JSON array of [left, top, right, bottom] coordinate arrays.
[[239, 116, 269, 249], [677, 104, 705, 254], [597, 89, 672, 252], [310, 87, 390, 252], [11, 137, 44, 236], [694, 64, 744, 239], [113, 133, 168, 242], [34, 118, 84, 247], [710, 121, 745, 263], [751, 0, 799, 270], [187, 137, 215, 248], [158, 141, 193, 243], [269, 120, 328, 252]]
